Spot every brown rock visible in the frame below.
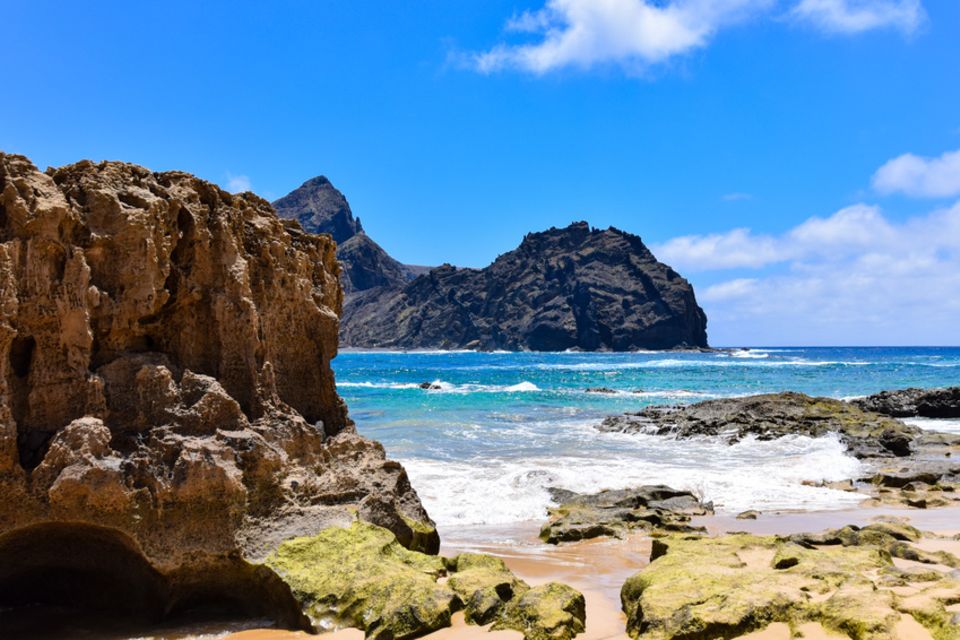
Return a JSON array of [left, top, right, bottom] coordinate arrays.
[[0, 153, 437, 628]]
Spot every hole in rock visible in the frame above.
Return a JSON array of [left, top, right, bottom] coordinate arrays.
[[0, 524, 309, 639], [9, 336, 35, 378]]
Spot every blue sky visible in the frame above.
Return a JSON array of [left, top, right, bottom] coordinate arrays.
[[4, 1, 959, 345]]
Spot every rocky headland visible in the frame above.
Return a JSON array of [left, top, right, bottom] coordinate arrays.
[[0, 153, 582, 639], [340, 222, 708, 351]]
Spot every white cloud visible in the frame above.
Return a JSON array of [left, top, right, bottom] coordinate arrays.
[[473, 0, 774, 74], [471, 0, 925, 74], [656, 201, 960, 345], [872, 148, 960, 198], [722, 192, 754, 201], [790, 0, 925, 35], [226, 174, 252, 194]]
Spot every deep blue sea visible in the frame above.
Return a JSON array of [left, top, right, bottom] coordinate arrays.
[[334, 347, 960, 530]]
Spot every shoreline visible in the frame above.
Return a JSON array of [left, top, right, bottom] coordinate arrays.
[[229, 505, 960, 640]]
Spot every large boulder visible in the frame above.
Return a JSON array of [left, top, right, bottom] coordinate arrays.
[[0, 153, 437, 628]]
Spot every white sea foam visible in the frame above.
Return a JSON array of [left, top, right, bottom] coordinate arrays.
[[339, 380, 541, 393], [902, 417, 960, 435], [401, 431, 864, 526], [535, 359, 870, 371]]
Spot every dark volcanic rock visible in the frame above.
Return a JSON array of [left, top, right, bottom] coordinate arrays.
[[597, 392, 919, 459], [539, 486, 711, 544], [854, 386, 960, 419], [341, 222, 708, 351], [273, 176, 418, 294], [272, 175, 361, 244]]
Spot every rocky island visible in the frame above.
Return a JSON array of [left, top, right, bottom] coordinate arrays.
[[273, 177, 708, 351]]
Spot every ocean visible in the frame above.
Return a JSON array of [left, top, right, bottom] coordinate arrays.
[[334, 347, 960, 534]]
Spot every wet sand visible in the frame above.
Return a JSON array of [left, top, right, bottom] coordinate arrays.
[[223, 506, 960, 640]]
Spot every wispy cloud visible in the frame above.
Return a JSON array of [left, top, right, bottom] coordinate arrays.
[[722, 192, 754, 202], [226, 173, 253, 194], [790, 0, 925, 35], [469, 0, 925, 74], [654, 201, 960, 344], [872, 148, 960, 198]]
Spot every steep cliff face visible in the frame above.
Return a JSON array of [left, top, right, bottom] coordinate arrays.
[[273, 176, 419, 294], [0, 153, 436, 625], [341, 222, 709, 351]]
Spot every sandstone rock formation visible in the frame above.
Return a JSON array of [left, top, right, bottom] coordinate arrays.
[[540, 486, 711, 544], [621, 525, 960, 639], [854, 386, 960, 419], [0, 153, 437, 629], [272, 176, 422, 294], [341, 222, 709, 351]]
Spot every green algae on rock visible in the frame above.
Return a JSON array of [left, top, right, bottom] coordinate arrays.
[[265, 522, 586, 640], [620, 531, 960, 640]]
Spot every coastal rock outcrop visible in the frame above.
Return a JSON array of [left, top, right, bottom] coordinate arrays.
[[0, 153, 437, 629], [272, 176, 422, 294], [341, 222, 708, 351], [266, 521, 586, 640], [597, 392, 919, 459], [621, 527, 960, 640], [540, 486, 712, 544], [854, 386, 960, 419]]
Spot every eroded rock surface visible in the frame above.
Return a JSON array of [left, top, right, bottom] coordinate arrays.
[[855, 387, 960, 419], [540, 486, 711, 544], [266, 521, 586, 640], [341, 222, 709, 352], [0, 153, 437, 628], [621, 527, 960, 640]]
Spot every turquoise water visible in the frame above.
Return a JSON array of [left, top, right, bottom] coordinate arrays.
[[334, 347, 960, 529]]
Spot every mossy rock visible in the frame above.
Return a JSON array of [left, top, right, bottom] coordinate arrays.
[[446, 553, 529, 624], [265, 521, 454, 639], [494, 582, 586, 640], [621, 532, 960, 640], [264, 522, 586, 640]]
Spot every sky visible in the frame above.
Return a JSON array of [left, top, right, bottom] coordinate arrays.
[[3, 0, 959, 346]]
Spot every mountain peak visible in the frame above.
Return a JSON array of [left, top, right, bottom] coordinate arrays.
[[272, 175, 362, 244]]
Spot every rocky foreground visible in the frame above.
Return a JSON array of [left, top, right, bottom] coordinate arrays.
[[622, 522, 960, 640], [0, 153, 582, 639]]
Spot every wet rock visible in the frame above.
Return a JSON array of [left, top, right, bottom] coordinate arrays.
[[418, 382, 444, 391], [854, 386, 960, 419], [0, 153, 436, 626], [265, 521, 584, 640], [620, 530, 960, 640], [597, 392, 919, 459], [585, 387, 618, 394], [540, 486, 711, 544], [736, 510, 760, 520], [340, 222, 709, 351]]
